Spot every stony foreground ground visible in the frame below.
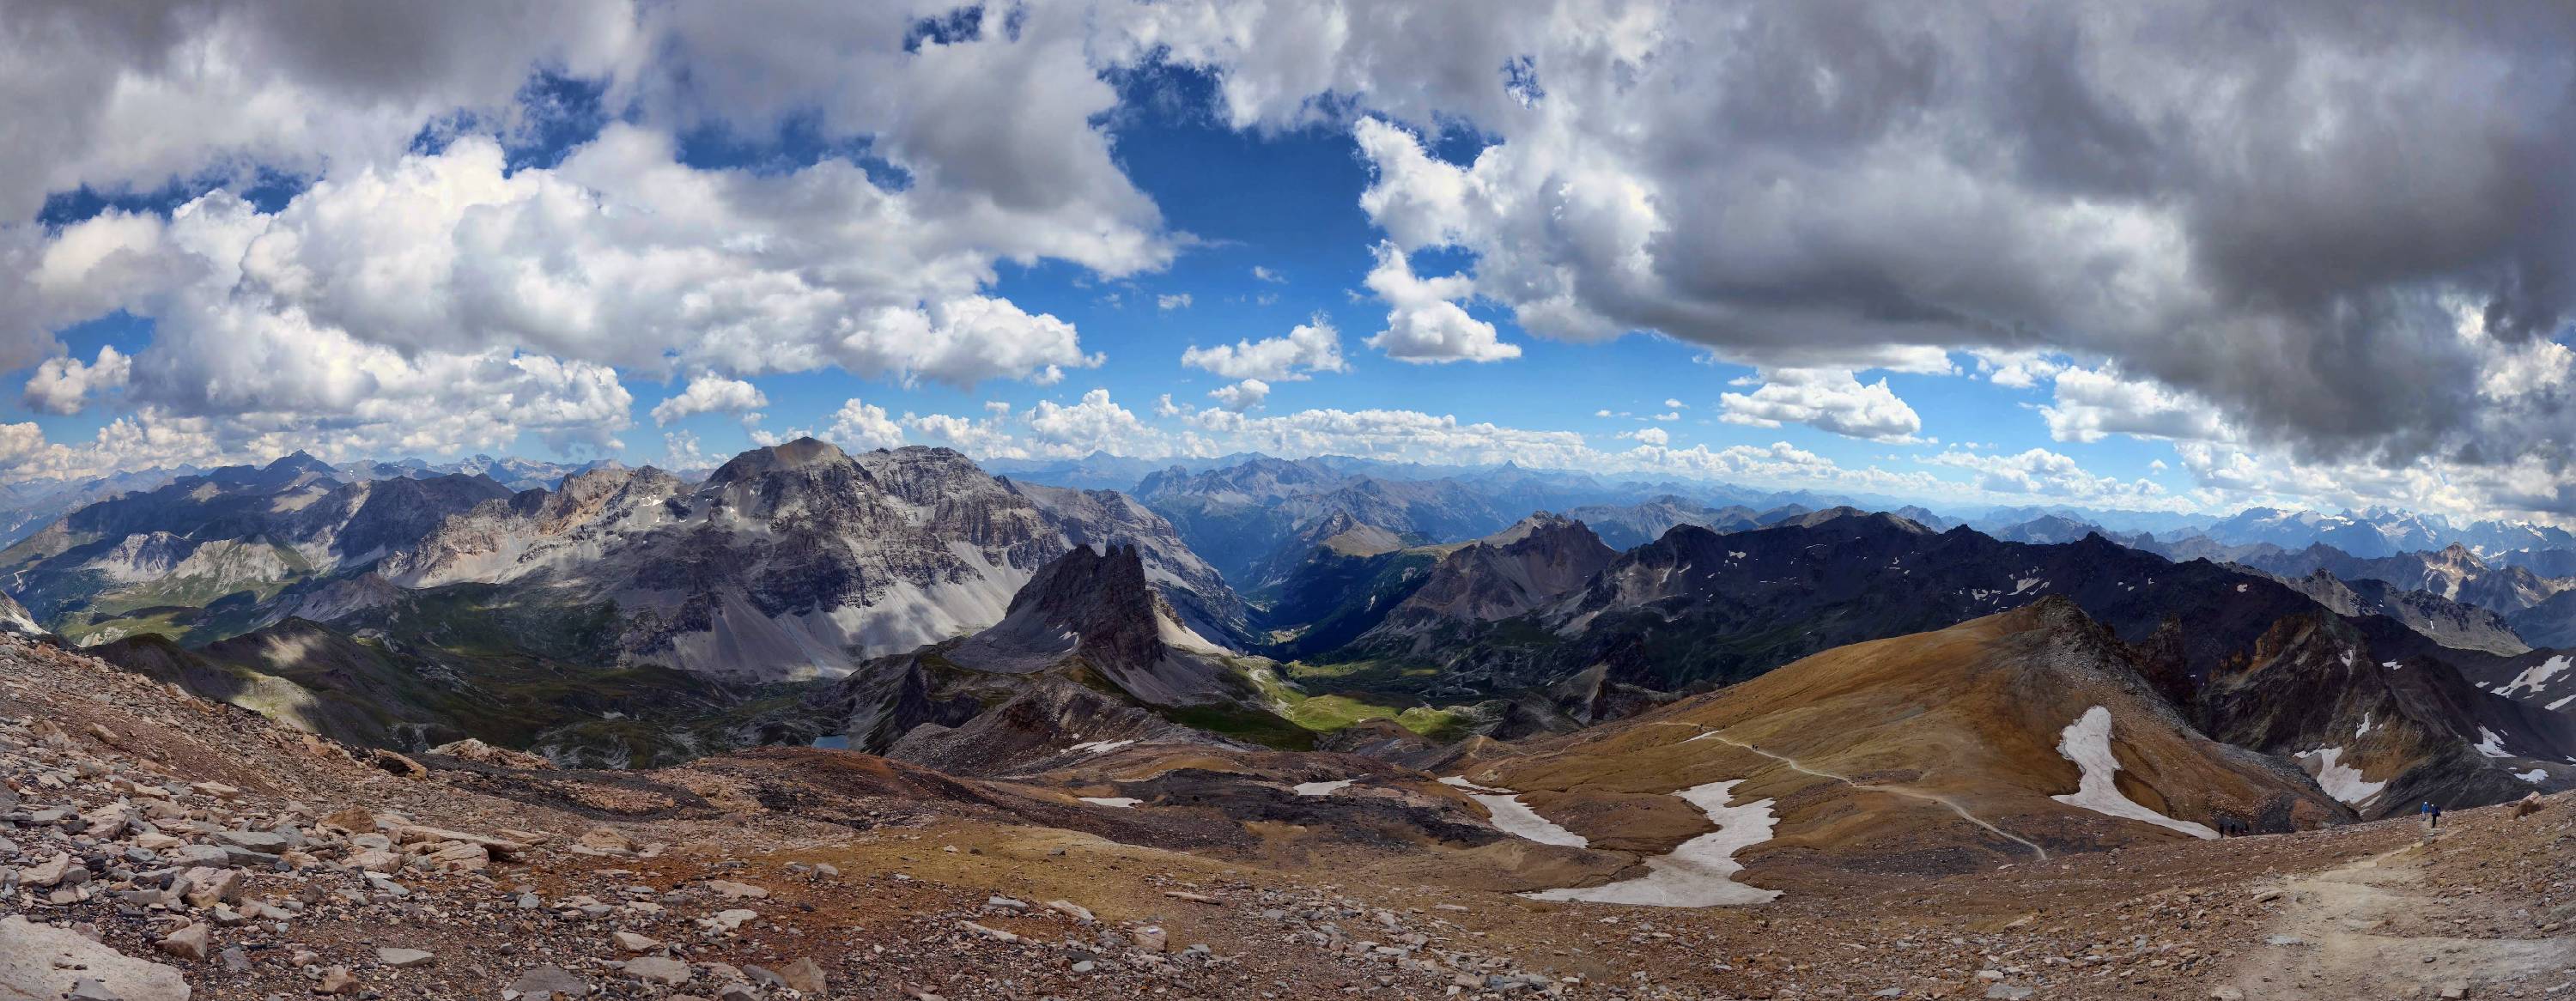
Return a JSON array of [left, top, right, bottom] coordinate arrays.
[[5, 630, 2573, 1000]]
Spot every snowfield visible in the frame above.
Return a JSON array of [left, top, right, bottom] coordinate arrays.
[[1443, 777, 1589, 848], [1523, 780, 1780, 907], [2050, 707, 2220, 840], [2293, 747, 2387, 807]]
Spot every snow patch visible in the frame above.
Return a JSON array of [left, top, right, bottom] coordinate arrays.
[[2048, 707, 2219, 840], [2235, 583, 2248, 593], [1292, 780, 1355, 797], [2497, 656, 2573, 699], [1067, 739, 1135, 755], [2550, 694, 2575, 712], [1442, 778, 1587, 846], [2292, 747, 2386, 806], [2474, 728, 2512, 759], [2013, 577, 2044, 595], [1078, 797, 1140, 808], [1523, 780, 1779, 907], [2515, 768, 2549, 783], [2355, 713, 2377, 739]]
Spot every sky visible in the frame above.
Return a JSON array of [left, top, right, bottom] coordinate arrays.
[[3, 1, 2574, 522]]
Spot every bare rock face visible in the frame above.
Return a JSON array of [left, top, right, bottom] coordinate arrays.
[[368, 441, 1244, 681], [947, 543, 1234, 707], [811, 544, 1272, 772], [1, 915, 191, 1001], [1382, 514, 1616, 628], [0, 589, 39, 635], [1005, 479, 1247, 646]]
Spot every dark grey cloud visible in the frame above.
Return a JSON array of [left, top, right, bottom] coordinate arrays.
[[1151, 0, 2576, 467]]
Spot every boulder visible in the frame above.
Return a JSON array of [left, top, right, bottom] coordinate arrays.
[[179, 867, 244, 908], [21, 852, 85, 888], [316, 966, 360, 994], [213, 830, 289, 854], [155, 923, 211, 961], [777, 958, 828, 994], [623, 956, 692, 986], [508, 965, 590, 999], [428, 737, 554, 769], [392, 825, 527, 860], [377, 948, 434, 968]]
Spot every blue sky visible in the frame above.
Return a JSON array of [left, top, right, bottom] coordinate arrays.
[[1, 3, 2568, 522]]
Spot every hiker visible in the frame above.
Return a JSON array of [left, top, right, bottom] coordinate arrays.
[[2420, 800, 2442, 833]]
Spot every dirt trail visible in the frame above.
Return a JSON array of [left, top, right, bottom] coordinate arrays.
[[2223, 834, 2576, 999], [1649, 721, 2050, 861]]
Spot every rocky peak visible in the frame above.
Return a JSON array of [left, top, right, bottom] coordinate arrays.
[[705, 437, 849, 487], [1311, 511, 1405, 556], [1001, 543, 1163, 649], [1778, 506, 1932, 534], [2432, 543, 2486, 570], [945, 543, 1231, 706]]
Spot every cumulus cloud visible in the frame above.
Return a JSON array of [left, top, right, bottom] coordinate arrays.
[[1180, 316, 1348, 381], [823, 398, 905, 451], [662, 430, 709, 470], [1623, 427, 1670, 446], [1208, 379, 1270, 411], [1924, 447, 2163, 501], [1719, 368, 1925, 443], [1360, 242, 1519, 363], [1973, 349, 2070, 391], [23, 345, 131, 416], [649, 373, 767, 426], [0, 3, 1169, 480], [2039, 365, 2232, 445]]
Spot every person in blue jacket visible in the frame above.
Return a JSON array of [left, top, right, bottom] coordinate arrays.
[[2420, 800, 2442, 832]]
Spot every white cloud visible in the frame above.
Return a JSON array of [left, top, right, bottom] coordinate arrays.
[[1208, 379, 1270, 411], [1663, 398, 1686, 409], [1624, 427, 1670, 446], [1719, 368, 1924, 443], [649, 373, 767, 426], [1251, 265, 1285, 283], [0, 4, 1172, 478], [1923, 447, 2164, 502], [823, 398, 905, 451], [662, 430, 709, 470], [1360, 242, 1519, 364], [2039, 365, 2231, 445], [1157, 293, 1193, 311], [1180, 315, 1349, 382], [23, 345, 131, 416], [1972, 349, 2070, 390]]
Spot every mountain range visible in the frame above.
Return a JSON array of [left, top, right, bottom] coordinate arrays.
[[0, 442, 2571, 818]]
